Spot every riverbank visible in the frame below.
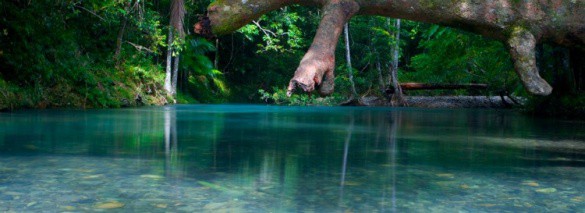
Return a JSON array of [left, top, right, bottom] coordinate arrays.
[[360, 96, 520, 108], [0, 75, 170, 111], [1, 93, 518, 111]]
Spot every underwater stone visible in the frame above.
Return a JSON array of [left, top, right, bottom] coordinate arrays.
[[535, 188, 557, 193], [94, 201, 125, 209]]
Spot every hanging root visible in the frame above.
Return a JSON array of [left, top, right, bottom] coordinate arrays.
[[508, 27, 553, 96], [286, 0, 359, 97]]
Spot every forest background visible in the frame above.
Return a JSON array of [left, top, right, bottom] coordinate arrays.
[[1, 0, 582, 117]]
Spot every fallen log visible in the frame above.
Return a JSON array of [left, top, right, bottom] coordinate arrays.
[[386, 83, 488, 95], [397, 83, 488, 91]]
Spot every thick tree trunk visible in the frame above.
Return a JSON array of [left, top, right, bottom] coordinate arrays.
[[170, 0, 186, 38], [201, 0, 584, 97], [286, 0, 359, 97], [166, 0, 185, 97], [507, 28, 553, 95]]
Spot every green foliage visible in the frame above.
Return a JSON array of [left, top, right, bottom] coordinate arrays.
[[180, 37, 229, 103], [406, 26, 518, 95], [238, 6, 306, 53], [0, 0, 173, 108], [258, 88, 344, 106], [214, 6, 320, 103], [2, 0, 582, 116]]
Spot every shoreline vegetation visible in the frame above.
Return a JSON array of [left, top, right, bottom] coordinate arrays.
[[0, 93, 517, 111], [0, 68, 170, 111], [1, 1, 583, 118]]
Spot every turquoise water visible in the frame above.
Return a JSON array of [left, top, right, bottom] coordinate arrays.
[[1, 105, 584, 212]]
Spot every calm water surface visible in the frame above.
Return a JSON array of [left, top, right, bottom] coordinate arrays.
[[1, 105, 584, 212]]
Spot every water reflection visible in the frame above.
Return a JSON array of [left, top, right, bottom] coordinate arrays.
[[164, 108, 178, 177], [388, 111, 400, 212], [0, 106, 585, 212], [339, 114, 353, 208]]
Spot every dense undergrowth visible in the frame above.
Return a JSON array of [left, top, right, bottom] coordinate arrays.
[[0, 1, 170, 110], [0, 63, 169, 110], [0, 1, 227, 110]]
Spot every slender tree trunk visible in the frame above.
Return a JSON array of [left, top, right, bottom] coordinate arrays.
[[179, 62, 187, 93], [571, 49, 585, 91], [389, 19, 405, 106], [344, 23, 358, 100], [376, 55, 385, 96], [372, 31, 385, 97], [114, 2, 131, 64], [170, 0, 185, 96], [214, 39, 220, 69], [164, 30, 173, 95], [114, 17, 128, 63], [172, 56, 179, 95]]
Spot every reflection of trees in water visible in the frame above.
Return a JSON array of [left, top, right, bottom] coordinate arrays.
[[3, 107, 585, 210], [164, 108, 179, 177], [339, 110, 402, 211], [388, 111, 400, 212], [339, 113, 354, 207]]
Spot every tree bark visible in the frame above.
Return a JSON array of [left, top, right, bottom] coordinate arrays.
[[507, 28, 553, 95], [114, 2, 132, 63], [286, 0, 359, 97], [344, 23, 358, 100], [114, 16, 128, 62], [376, 59, 385, 96], [170, 0, 186, 38], [201, 0, 584, 97], [164, 30, 173, 95], [165, 0, 185, 97], [214, 39, 220, 69], [389, 19, 405, 106], [172, 56, 179, 95]]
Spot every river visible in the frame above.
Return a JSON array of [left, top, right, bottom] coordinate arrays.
[[1, 105, 584, 212]]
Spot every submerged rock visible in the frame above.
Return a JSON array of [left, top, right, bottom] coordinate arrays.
[[155, 204, 168, 208], [95, 201, 125, 209], [522, 181, 540, 187], [140, 174, 164, 179], [535, 188, 557, 193], [62, 206, 76, 211], [436, 173, 455, 178]]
